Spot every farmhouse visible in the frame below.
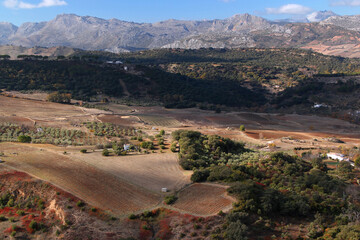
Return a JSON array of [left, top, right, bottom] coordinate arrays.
[[123, 144, 131, 151], [327, 153, 346, 161]]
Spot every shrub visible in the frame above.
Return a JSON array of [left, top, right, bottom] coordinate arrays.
[[191, 169, 210, 182], [29, 220, 39, 231], [170, 142, 177, 152], [0, 215, 6, 221], [160, 130, 165, 136], [76, 201, 85, 207], [47, 92, 71, 104], [239, 125, 246, 132], [91, 207, 97, 212], [164, 195, 178, 205], [16, 210, 25, 216], [102, 149, 110, 156], [141, 141, 154, 150], [18, 135, 31, 143], [80, 149, 87, 153], [128, 214, 137, 220]]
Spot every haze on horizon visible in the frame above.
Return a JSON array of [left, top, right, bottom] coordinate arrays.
[[2, 0, 360, 26]]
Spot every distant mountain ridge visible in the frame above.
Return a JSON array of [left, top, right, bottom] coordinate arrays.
[[2, 13, 360, 57]]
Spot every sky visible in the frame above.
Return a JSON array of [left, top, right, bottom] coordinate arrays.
[[2, 0, 360, 26]]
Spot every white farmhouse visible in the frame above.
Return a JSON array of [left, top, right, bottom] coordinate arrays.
[[327, 153, 345, 161]]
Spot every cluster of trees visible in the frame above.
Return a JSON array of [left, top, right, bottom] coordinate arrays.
[[17, 55, 48, 60], [0, 55, 10, 60], [172, 130, 246, 170], [0, 123, 84, 145], [85, 122, 137, 138], [47, 92, 71, 103], [173, 130, 360, 239]]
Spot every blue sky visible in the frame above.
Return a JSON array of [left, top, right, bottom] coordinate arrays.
[[2, 0, 360, 26]]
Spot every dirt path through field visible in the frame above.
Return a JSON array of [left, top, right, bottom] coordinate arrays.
[[0, 143, 160, 215]]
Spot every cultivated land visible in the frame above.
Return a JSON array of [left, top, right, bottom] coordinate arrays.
[[172, 183, 235, 216], [1, 93, 360, 218]]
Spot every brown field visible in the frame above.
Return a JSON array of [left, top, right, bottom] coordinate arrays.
[[0, 95, 107, 128], [65, 151, 191, 193], [0, 143, 160, 215], [172, 183, 235, 216]]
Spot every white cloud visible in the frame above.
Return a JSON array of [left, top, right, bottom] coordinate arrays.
[[331, 0, 360, 6], [266, 4, 312, 15], [3, 0, 67, 9]]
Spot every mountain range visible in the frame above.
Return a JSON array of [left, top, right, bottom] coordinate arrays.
[[3, 12, 360, 57]]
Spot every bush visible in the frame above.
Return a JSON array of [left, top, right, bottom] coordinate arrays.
[[170, 142, 177, 152], [47, 92, 71, 104], [16, 210, 25, 216], [239, 125, 246, 132], [102, 149, 110, 156], [80, 149, 87, 153], [226, 221, 248, 240], [141, 141, 154, 150], [191, 169, 210, 182], [160, 130, 165, 136], [164, 195, 178, 205], [76, 201, 85, 207], [29, 220, 39, 231], [18, 135, 31, 143]]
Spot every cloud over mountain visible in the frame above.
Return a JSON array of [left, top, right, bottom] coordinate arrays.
[[266, 4, 312, 15], [3, 0, 67, 9]]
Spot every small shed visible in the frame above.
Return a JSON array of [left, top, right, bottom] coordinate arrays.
[[161, 188, 168, 193], [123, 144, 131, 151]]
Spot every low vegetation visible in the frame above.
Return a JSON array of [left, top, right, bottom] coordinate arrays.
[[174, 130, 360, 239]]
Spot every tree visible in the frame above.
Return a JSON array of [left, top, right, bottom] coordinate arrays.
[[18, 135, 31, 143], [337, 161, 354, 179], [170, 142, 177, 152], [80, 149, 87, 153], [102, 149, 110, 156], [160, 130, 165, 136], [226, 221, 248, 240], [239, 125, 246, 132], [141, 141, 154, 150], [47, 92, 71, 104], [355, 156, 360, 168]]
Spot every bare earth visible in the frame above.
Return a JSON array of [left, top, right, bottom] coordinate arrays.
[[0, 143, 160, 215], [69, 151, 191, 193], [172, 183, 236, 216]]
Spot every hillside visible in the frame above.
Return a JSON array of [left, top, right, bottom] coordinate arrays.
[[0, 48, 360, 122]]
